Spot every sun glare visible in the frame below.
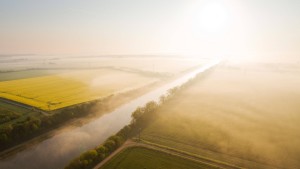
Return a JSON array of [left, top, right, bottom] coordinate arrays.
[[200, 2, 229, 32]]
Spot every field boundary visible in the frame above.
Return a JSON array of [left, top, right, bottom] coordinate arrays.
[[0, 97, 53, 117], [94, 139, 243, 169], [141, 134, 283, 169]]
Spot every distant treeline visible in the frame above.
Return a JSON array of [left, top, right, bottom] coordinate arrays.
[[0, 100, 100, 151]]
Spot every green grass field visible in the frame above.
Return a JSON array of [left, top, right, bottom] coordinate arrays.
[[141, 63, 300, 169], [0, 101, 35, 126], [100, 147, 218, 169]]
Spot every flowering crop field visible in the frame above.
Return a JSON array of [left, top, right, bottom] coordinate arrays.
[[0, 69, 157, 111]]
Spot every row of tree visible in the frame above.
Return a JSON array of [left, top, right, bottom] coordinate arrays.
[[64, 85, 184, 169], [63, 67, 215, 169], [0, 108, 21, 124], [64, 100, 162, 169], [0, 101, 98, 150]]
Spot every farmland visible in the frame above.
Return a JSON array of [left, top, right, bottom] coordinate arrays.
[[0, 55, 208, 111], [0, 55, 208, 75], [0, 55, 210, 154], [0, 69, 158, 111], [0, 101, 32, 123], [140, 59, 300, 169], [100, 147, 217, 169], [0, 69, 71, 82]]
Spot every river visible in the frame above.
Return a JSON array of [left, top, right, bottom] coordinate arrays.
[[0, 59, 220, 169]]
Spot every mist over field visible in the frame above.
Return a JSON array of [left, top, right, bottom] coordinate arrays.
[[1, 0, 300, 169], [141, 57, 300, 168], [1, 52, 300, 169]]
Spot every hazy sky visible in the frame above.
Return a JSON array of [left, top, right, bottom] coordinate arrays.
[[0, 0, 299, 56]]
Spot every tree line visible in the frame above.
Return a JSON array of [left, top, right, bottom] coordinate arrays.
[[0, 101, 98, 151], [63, 67, 214, 169], [64, 86, 181, 169], [65, 101, 161, 169]]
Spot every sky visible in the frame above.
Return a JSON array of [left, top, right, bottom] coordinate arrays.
[[0, 0, 300, 57]]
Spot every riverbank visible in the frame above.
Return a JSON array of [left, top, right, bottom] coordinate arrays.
[[0, 60, 220, 169], [0, 80, 163, 159], [64, 60, 220, 169]]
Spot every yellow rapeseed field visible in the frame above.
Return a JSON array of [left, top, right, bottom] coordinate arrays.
[[0, 69, 157, 111]]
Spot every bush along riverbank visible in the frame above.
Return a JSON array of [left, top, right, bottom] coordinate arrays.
[[0, 98, 104, 151], [64, 68, 213, 169], [65, 98, 171, 169]]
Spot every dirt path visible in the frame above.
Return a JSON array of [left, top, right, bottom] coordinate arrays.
[[93, 140, 138, 169], [93, 139, 243, 169]]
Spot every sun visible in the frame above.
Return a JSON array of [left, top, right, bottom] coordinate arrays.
[[199, 2, 229, 32]]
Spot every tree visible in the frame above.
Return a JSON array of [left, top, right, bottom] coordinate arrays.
[[31, 123, 39, 131], [144, 101, 158, 114], [116, 125, 131, 138], [96, 145, 107, 154], [131, 107, 144, 121], [168, 87, 178, 95], [0, 133, 8, 142], [65, 158, 81, 169], [80, 150, 98, 163], [159, 95, 166, 104], [0, 124, 13, 135], [109, 135, 124, 147], [96, 145, 107, 160], [103, 140, 116, 152]]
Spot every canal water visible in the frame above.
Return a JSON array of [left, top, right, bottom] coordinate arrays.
[[0, 59, 220, 169]]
